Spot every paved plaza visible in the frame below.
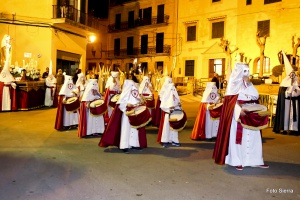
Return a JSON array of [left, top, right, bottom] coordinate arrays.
[[0, 94, 299, 200]]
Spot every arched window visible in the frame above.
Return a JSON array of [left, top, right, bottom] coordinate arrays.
[[254, 56, 270, 74]]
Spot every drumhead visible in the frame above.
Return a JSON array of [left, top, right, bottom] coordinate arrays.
[[90, 99, 104, 107], [111, 94, 120, 102], [135, 106, 147, 115], [242, 104, 267, 112], [169, 110, 184, 121], [66, 97, 78, 104]]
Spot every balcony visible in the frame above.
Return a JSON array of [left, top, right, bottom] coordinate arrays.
[[105, 45, 171, 59], [52, 5, 104, 34], [108, 15, 169, 33]]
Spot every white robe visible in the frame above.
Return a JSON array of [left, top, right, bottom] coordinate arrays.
[[119, 113, 140, 149], [1, 83, 11, 111], [44, 80, 56, 107], [63, 94, 79, 127], [225, 84, 264, 167], [85, 107, 105, 135], [204, 107, 219, 139]]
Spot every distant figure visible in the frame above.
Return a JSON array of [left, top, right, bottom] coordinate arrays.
[[211, 73, 220, 89], [42, 67, 49, 78], [44, 64, 57, 107]]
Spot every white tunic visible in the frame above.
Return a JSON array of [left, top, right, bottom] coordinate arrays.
[[225, 83, 264, 167]]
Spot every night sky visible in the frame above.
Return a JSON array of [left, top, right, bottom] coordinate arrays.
[[88, 0, 109, 19]]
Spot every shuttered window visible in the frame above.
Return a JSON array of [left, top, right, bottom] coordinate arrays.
[[187, 26, 196, 41], [212, 21, 224, 39], [257, 20, 270, 37]]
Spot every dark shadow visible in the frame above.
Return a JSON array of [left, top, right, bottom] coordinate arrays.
[[224, 161, 300, 179]]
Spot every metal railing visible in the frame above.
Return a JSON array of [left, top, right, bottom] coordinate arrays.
[[52, 5, 104, 30], [108, 15, 169, 33], [105, 45, 171, 58]]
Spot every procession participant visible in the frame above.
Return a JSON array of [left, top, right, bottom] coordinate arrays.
[[75, 72, 86, 100], [78, 79, 105, 138], [44, 61, 57, 107], [157, 82, 182, 148], [103, 71, 121, 120], [273, 51, 300, 135], [213, 62, 269, 170], [0, 55, 17, 111], [99, 79, 147, 153], [139, 75, 155, 118], [190, 82, 221, 141], [54, 75, 79, 131], [153, 76, 173, 127]]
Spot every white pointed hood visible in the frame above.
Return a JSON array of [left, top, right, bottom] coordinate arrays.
[[59, 75, 76, 96], [159, 76, 172, 98], [280, 50, 294, 87], [160, 83, 180, 109], [0, 54, 15, 83], [201, 82, 220, 103], [117, 79, 141, 112], [139, 76, 152, 94], [81, 79, 100, 101]]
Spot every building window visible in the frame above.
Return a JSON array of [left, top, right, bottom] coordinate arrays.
[[257, 20, 270, 37], [128, 11, 134, 28], [127, 37, 134, 55], [156, 61, 163, 73], [264, 0, 281, 4], [141, 7, 152, 25], [212, 0, 221, 2], [115, 14, 121, 30], [114, 38, 120, 56], [246, 0, 252, 5], [156, 33, 164, 53], [185, 60, 195, 76], [141, 35, 148, 54], [187, 26, 196, 41], [157, 4, 165, 24], [254, 56, 270, 74], [209, 58, 225, 77], [212, 21, 224, 39]]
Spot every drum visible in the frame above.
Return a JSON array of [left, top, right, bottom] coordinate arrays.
[[209, 103, 223, 119], [142, 93, 155, 109], [126, 105, 152, 128], [169, 110, 187, 131], [90, 99, 107, 116], [109, 94, 120, 109], [64, 97, 80, 112], [239, 104, 269, 130]]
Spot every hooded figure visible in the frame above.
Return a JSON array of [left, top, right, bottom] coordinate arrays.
[[152, 76, 173, 127], [99, 79, 147, 153], [78, 79, 105, 138], [191, 82, 221, 140], [139, 75, 155, 118], [44, 60, 57, 107], [213, 62, 269, 171], [157, 83, 182, 148], [273, 50, 300, 134], [75, 72, 87, 99], [0, 53, 17, 111], [54, 75, 79, 131], [103, 71, 121, 120]]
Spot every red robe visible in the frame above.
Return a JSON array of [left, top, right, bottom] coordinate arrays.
[[0, 82, 17, 111], [212, 95, 238, 165], [190, 102, 207, 140], [78, 102, 88, 137], [54, 95, 65, 131], [156, 110, 166, 143], [152, 98, 161, 127]]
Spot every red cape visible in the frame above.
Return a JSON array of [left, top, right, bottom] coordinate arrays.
[[212, 95, 238, 165], [190, 102, 207, 140], [78, 102, 88, 137], [54, 95, 65, 131], [152, 98, 161, 127]]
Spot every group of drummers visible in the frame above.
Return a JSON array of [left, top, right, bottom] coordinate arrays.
[[54, 70, 187, 153]]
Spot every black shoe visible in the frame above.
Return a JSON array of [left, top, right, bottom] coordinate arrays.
[[131, 147, 143, 151], [123, 149, 129, 154]]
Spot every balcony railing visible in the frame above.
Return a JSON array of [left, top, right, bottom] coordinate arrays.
[[108, 15, 169, 33], [52, 5, 104, 30], [105, 45, 171, 59]]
